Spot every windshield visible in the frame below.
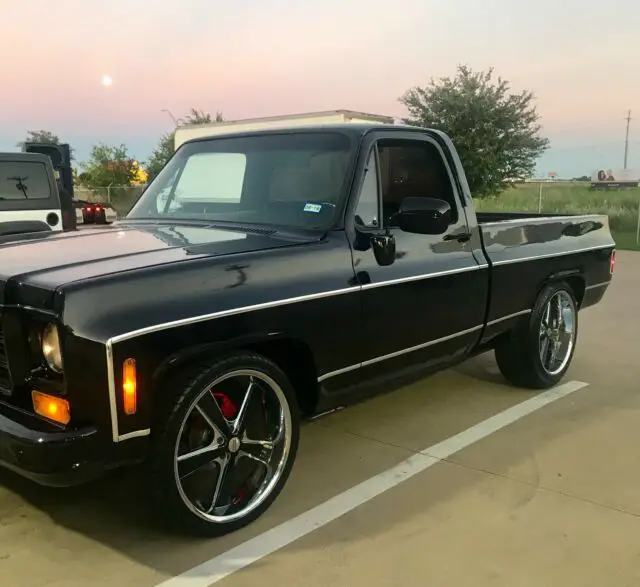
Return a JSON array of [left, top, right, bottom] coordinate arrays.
[[127, 131, 354, 230], [0, 161, 52, 203]]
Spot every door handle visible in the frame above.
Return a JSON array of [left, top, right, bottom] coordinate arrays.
[[443, 231, 472, 243]]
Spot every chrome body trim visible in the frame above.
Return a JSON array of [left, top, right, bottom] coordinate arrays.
[[317, 310, 533, 383], [360, 264, 487, 291], [118, 429, 151, 441], [109, 286, 359, 345], [317, 324, 484, 383], [490, 244, 614, 266], [485, 309, 532, 326], [585, 280, 612, 291], [105, 342, 119, 442], [104, 242, 611, 441], [478, 213, 609, 227], [107, 244, 611, 346]]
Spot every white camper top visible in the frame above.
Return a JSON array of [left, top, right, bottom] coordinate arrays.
[[173, 109, 396, 150]]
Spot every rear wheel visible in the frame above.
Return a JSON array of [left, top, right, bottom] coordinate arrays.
[[495, 282, 578, 389], [150, 352, 300, 536]]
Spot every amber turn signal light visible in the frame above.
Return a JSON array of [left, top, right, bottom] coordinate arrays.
[[610, 249, 616, 274], [122, 358, 137, 415], [32, 390, 71, 425]]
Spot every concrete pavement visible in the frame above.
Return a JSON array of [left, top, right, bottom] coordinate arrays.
[[1, 251, 637, 587]]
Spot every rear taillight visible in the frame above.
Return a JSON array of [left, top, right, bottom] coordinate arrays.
[[610, 249, 616, 274]]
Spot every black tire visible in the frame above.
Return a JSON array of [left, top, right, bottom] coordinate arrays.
[[149, 351, 300, 536], [495, 281, 578, 389]]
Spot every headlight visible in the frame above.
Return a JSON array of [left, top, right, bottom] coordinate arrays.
[[41, 323, 63, 373]]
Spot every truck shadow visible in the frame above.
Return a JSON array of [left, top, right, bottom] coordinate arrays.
[[0, 464, 189, 543]]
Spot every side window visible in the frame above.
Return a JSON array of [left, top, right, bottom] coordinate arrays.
[[378, 140, 459, 227], [354, 149, 380, 228]]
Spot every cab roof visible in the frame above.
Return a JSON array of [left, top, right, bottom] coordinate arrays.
[[181, 122, 433, 147], [0, 152, 54, 165]]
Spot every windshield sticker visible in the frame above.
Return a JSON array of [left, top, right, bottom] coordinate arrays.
[[303, 202, 322, 213]]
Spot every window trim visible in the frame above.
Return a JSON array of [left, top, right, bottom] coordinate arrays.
[[344, 129, 468, 234], [130, 129, 358, 229], [162, 158, 187, 213], [353, 144, 383, 231]]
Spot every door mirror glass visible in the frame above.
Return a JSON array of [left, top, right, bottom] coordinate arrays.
[[395, 197, 451, 235]]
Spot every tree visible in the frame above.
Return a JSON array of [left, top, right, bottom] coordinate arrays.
[[23, 130, 60, 144], [18, 129, 75, 159], [182, 108, 224, 125], [146, 108, 225, 179], [400, 66, 549, 198], [80, 143, 138, 188], [146, 132, 176, 180]]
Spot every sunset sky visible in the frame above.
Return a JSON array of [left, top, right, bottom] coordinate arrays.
[[1, 0, 638, 178]]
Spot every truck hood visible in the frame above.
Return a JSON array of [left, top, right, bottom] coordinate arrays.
[[0, 221, 316, 305]]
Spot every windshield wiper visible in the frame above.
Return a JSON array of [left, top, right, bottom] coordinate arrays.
[[122, 217, 278, 235]]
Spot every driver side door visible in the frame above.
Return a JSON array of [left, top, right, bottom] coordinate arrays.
[[348, 131, 488, 383]]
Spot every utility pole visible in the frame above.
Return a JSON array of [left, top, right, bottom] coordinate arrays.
[[624, 110, 632, 169]]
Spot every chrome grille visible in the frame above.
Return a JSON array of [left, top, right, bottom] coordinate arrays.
[[0, 319, 12, 395]]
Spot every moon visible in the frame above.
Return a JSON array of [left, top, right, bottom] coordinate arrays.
[[101, 74, 113, 87]]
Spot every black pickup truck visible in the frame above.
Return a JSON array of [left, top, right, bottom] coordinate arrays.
[[0, 124, 615, 536]]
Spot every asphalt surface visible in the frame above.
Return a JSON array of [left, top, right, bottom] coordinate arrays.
[[1, 251, 637, 587]]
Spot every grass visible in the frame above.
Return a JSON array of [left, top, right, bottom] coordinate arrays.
[[474, 182, 640, 251]]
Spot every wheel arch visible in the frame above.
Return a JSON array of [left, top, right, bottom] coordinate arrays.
[[152, 333, 320, 417], [564, 275, 586, 307], [493, 271, 585, 349], [536, 269, 586, 308], [495, 269, 581, 390]]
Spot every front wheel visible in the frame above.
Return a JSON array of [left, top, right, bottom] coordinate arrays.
[[150, 352, 300, 536], [495, 282, 578, 389]]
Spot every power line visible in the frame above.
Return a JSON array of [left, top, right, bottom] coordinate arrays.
[[624, 110, 632, 169]]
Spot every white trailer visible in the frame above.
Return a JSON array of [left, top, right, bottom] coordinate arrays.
[[173, 109, 395, 151]]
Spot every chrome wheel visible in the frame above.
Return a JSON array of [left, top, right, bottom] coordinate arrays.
[[538, 290, 576, 376], [173, 369, 292, 524]]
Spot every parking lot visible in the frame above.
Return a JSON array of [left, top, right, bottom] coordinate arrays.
[[1, 251, 637, 587]]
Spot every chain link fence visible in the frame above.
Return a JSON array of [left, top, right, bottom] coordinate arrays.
[[474, 181, 640, 250]]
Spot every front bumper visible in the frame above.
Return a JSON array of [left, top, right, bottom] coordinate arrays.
[[0, 402, 105, 487]]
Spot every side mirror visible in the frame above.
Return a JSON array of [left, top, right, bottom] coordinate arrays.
[[395, 197, 451, 235]]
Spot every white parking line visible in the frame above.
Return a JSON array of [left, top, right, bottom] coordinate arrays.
[[156, 380, 589, 587]]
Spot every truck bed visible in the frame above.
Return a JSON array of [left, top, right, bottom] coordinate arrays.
[[476, 211, 613, 255], [475, 210, 615, 343]]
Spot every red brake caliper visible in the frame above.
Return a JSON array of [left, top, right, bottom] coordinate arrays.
[[213, 392, 238, 419], [213, 392, 246, 505]]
